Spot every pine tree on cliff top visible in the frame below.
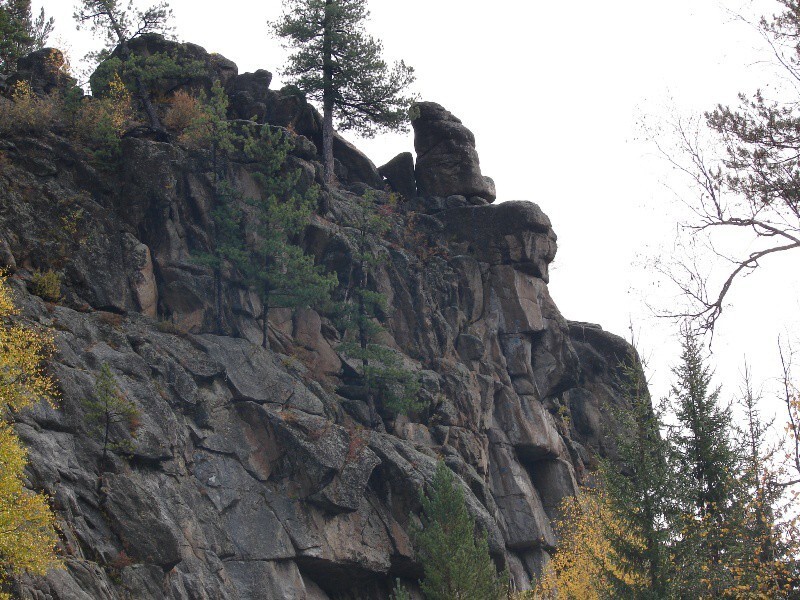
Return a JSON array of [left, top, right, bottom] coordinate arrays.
[[272, 0, 415, 184]]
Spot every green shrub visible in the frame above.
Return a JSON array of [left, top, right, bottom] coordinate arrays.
[[30, 270, 61, 302], [0, 80, 60, 134]]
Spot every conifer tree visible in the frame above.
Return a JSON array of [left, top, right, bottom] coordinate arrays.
[[601, 347, 673, 599], [186, 81, 336, 344], [0, 0, 53, 75], [338, 191, 421, 422], [725, 369, 800, 596], [666, 328, 739, 597], [75, 0, 174, 130], [413, 461, 506, 600], [185, 81, 244, 332], [272, 0, 415, 184], [83, 363, 139, 468], [239, 127, 337, 349]]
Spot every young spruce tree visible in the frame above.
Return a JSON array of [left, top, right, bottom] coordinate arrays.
[[186, 81, 245, 332], [239, 127, 338, 349], [412, 461, 506, 600], [272, 0, 415, 183], [666, 328, 739, 597], [189, 88, 336, 345], [601, 346, 673, 599]]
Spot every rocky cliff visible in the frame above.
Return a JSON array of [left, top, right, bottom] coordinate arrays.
[[1, 39, 643, 599]]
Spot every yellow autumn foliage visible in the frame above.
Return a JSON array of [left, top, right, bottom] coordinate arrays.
[[0, 81, 60, 134], [0, 274, 61, 596], [531, 489, 646, 600]]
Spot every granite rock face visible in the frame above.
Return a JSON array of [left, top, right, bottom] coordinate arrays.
[[411, 101, 497, 202], [1, 47, 648, 599]]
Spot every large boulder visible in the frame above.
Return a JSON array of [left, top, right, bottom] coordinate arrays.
[[411, 101, 496, 202], [228, 69, 273, 122], [379, 152, 417, 198], [90, 34, 238, 98], [6, 48, 77, 97]]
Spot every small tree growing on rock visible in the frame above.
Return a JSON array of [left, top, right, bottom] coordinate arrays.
[[412, 461, 507, 600], [190, 92, 337, 344], [242, 128, 338, 348], [272, 0, 415, 184], [338, 191, 421, 422], [83, 363, 139, 469]]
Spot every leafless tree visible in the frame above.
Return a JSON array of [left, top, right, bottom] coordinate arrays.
[[652, 2, 800, 334]]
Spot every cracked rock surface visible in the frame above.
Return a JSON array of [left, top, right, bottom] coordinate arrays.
[[2, 41, 647, 599]]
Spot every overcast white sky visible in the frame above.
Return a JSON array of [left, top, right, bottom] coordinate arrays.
[[34, 0, 800, 419]]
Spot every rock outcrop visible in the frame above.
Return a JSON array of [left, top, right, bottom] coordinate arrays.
[[0, 43, 647, 599], [411, 101, 497, 202], [3, 48, 76, 97]]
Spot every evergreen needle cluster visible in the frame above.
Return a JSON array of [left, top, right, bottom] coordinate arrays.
[[410, 462, 507, 600], [272, 0, 415, 183]]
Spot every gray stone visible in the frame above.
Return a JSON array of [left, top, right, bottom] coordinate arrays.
[[379, 152, 417, 198], [9, 48, 77, 96], [456, 333, 485, 361], [197, 334, 324, 414], [411, 102, 496, 201], [0, 77, 652, 599]]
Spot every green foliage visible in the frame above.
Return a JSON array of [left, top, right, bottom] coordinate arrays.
[[337, 191, 421, 417], [83, 364, 139, 466], [273, 0, 415, 135], [551, 328, 800, 598], [413, 462, 507, 600], [89, 51, 204, 100], [30, 270, 61, 303], [239, 126, 338, 345], [75, 0, 175, 130], [600, 346, 673, 599], [0, 0, 53, 74], [190, 84, 336, 341], [389, 578, 412, 600], [664, 328, 740, 597], [272, 0, 415, 181]]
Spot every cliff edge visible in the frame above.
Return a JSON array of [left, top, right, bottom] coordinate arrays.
[[0, 39, 645, 599]]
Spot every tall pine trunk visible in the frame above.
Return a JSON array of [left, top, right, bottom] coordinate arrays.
[[322, 0, 335, 184]]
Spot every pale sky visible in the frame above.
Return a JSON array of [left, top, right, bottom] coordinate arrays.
[[34, 0, 800, 426]]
